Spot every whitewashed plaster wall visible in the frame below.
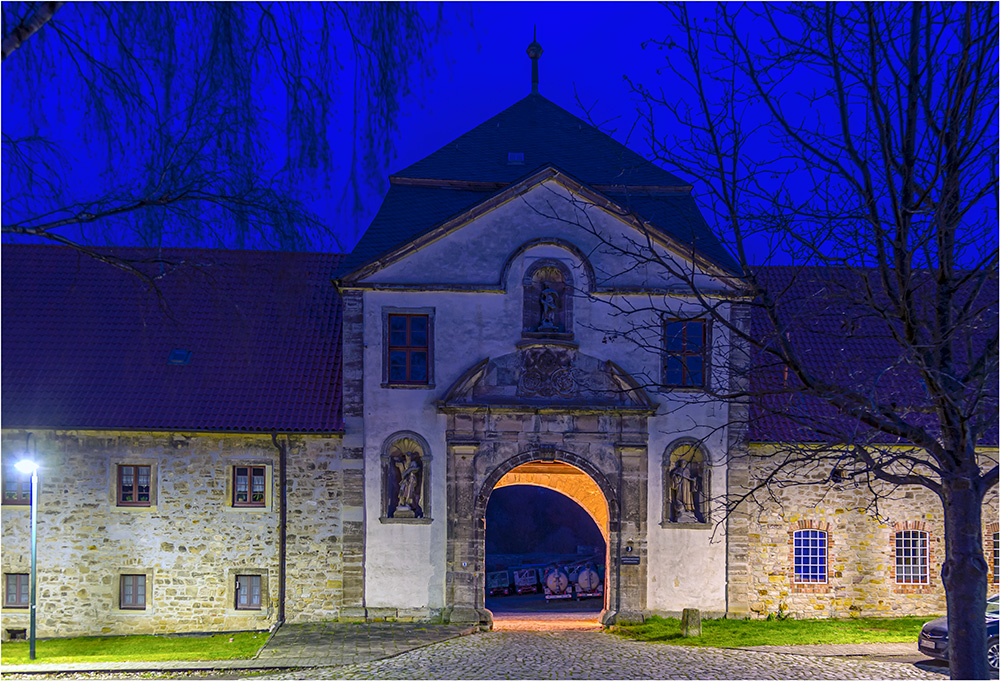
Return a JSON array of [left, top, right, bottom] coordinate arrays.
[[644, 302, 733, 616], [358, 180, 735, 614]]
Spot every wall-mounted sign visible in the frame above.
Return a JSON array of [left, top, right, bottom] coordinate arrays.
[[620, 556, 640, 565]]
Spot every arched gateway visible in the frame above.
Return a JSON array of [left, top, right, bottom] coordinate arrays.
[[440, 344, 656, 626], [482, 454, 613, 611]]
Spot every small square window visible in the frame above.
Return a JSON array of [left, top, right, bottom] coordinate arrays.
[[120, 574, 146, 610], [117, 465, 152, 506], [233, 467, 266, 507], [2, 467, 31, 505], [235, 574, 261, 610], [4, 574, 29, 608], [663, 319, 707, 388], [793, 529, 827, 583]]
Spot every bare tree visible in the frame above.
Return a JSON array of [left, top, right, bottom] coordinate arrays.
[[560, 3, 997, 678], [1, 2, 443, 272]]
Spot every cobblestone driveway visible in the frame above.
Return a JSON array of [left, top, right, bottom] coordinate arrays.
[[262, 631, 943, 680]]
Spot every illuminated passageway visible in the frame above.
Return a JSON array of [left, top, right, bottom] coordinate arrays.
[[484, 462, 609, 625]]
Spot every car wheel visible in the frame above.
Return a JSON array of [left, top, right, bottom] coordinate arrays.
[[989, 637, 999, 671]]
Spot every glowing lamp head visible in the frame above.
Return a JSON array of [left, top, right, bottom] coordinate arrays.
[[14, 460, 38, 475]]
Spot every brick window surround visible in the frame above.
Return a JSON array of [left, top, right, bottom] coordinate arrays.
[[2, 467, 30, 506], [891, 521, 935, 594], [788, 520, 833, 593], [120, 574, 146, 610], [4, 574, 29, 608], [663, 318, 709, 388], [117, 464, 151, 507], [988, 521, 1000, 586]]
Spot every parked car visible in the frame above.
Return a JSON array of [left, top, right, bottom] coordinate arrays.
[[917, 594, 999, 670]]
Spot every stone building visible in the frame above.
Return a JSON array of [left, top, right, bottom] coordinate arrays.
[[2, 72, 997, 638]]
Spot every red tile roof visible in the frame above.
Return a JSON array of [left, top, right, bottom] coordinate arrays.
[[6, 247, 992, 448], [2, 246, 344, 433], [747, 266, 998, 446]]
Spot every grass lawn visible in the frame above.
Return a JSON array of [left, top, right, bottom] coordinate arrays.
[[612, 615, 933, 648], [1, 631, 267, 665]]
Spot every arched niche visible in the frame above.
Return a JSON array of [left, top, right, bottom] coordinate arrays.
[[380, 431, 432, 522], [522, 258, 575, 340], [662, 439, 710, 525], [499, 237, 597, 294]]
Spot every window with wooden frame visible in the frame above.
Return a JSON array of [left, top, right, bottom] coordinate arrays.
[[233, 466, 266, 507], [2, 467, 30, 505], [387, 314, 430, 385], [793, 529, 827, 583], [4, 574, 29, 608], [235, 574, 261, 610], [663, 319, 707, 388], [117, 465, 151, 507], [119, 574, 146, 610], [895, 530, 929, 585]]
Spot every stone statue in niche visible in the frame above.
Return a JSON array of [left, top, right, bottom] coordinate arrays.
[[387, 438, 423, 518], [538, 285, 560, 332], [394, 453, 422, 517], [522, 264, 569, 336], [669, 452, 705, 523]]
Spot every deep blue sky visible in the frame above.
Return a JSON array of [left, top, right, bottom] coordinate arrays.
[[2, 2, 686, 254], [5, 3, 992, 265]]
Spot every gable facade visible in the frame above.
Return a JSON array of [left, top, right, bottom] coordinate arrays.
[[340, 174, 738, 624]]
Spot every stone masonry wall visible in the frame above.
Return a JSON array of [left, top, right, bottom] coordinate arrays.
[[283, 435, 348, 623], [1, 429, 345, 639], [742, 444, 999, 619]]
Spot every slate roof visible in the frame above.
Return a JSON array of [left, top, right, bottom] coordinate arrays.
[[609, 192, 739, 275], [746, 266, 998, 446], [2, 245, 344, 433], [398, 93, 689, 187], [338, 94, 740, 278], [337, 184, 492, 277]]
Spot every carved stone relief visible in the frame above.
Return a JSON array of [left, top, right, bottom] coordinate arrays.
[[441, 348, 657, 411], [517, 347, 576, 398]]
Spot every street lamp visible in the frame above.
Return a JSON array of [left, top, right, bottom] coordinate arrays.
[[14, 459, 38, 661]]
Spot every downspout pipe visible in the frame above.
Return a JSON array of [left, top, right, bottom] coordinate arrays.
[[271, 433, 288, 625]]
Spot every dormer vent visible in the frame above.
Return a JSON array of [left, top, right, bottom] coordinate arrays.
[[168, 349, 192, 365]]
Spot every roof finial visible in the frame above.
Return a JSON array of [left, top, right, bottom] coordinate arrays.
[[526, 26, 543, 95]]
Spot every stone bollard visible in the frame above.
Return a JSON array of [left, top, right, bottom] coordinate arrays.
[[681, 608, 701, 637]]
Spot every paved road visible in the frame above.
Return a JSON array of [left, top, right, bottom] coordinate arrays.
[[260, 630, 946, 680]]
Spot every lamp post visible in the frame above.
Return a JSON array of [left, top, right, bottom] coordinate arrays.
[[14, 459, 38, 660]]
